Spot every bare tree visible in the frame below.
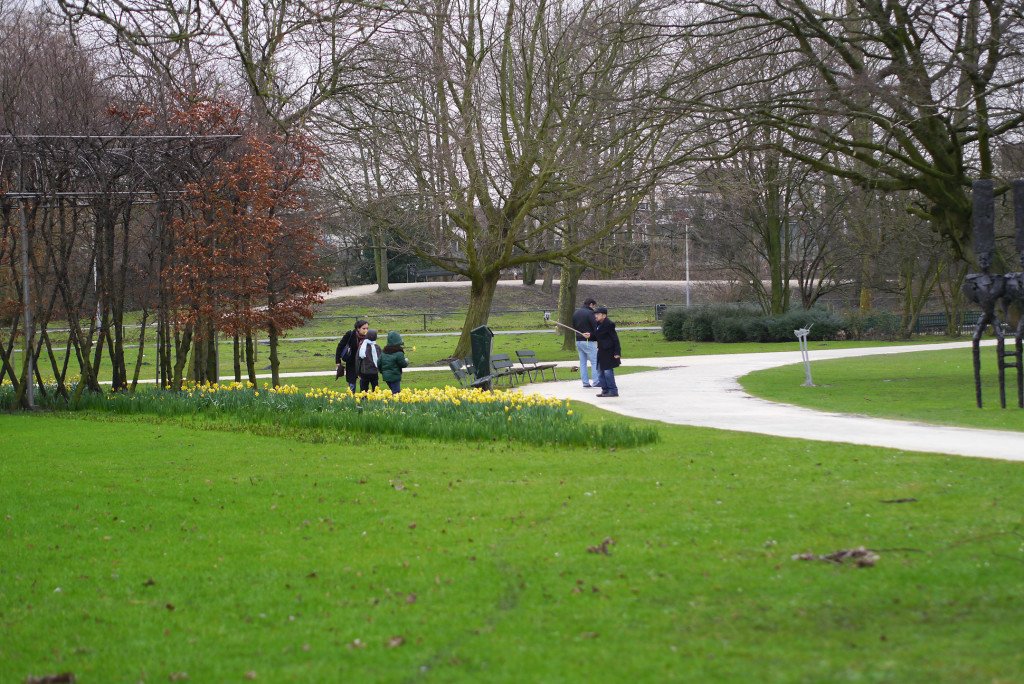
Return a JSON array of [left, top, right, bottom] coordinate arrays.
[[57, 0, 407, 131], [333, 0, 686, 357], [680, 0, 1024, 263]]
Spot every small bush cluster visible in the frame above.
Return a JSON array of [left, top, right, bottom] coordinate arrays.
[[662, 305, 899, 343], [1, 381, 658, 448]]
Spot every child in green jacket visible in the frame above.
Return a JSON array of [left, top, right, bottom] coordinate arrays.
[[380, 331, 410, 393]]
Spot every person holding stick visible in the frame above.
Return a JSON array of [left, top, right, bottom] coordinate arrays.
[[571, 298, 600, 388], [591, 306, 621, 397]]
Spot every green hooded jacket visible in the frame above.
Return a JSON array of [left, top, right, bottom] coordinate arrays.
[[379, 331, 409, 383]]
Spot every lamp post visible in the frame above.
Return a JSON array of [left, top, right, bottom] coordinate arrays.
[[685, 220, 691, 307]]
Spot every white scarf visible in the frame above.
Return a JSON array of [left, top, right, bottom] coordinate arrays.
[[358, 338, 379, 366]]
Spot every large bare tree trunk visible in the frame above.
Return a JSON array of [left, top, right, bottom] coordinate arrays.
[[373, 231, 390, 293], [557, 262, 584, 351], [452, 271, 500, 359], [541, 262, 554, 294]]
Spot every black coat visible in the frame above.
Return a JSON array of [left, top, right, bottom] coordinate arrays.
[[336, 329, 361, 383], [591, 318, 621, 368], [571, 306, 597, 341]]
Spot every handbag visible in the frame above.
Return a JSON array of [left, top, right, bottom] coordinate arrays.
[[340, 343, 353, 364]]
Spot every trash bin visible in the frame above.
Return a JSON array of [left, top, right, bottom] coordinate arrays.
[[470, 325, 494, 382]]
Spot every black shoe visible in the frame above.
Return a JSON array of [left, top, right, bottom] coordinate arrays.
[[596, 392, 611, 397]]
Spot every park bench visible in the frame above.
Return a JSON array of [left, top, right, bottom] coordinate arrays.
[[490, 353, 529, 387], [515, 349, 559, 382], [449, 358, 491, 389]]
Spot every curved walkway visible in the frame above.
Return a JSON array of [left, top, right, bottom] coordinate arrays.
[[323, 279, 695, 300], [521, 340, 1024, 463]]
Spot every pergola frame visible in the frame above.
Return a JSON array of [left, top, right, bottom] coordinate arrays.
[[1, 133, 240, 408]]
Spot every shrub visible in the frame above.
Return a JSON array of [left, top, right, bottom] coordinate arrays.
[[712, 316, 750, 343], [680, 308, 716, 341], [740, 317, 771, 342], [661, 307, 689, 341], [844, 310, 901, 340], [766, 309, 844, 342]]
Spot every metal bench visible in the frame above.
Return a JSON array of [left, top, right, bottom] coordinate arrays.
[[515, 349, 559, 382], [914, 310, 983, 334], [449, 359, 491, 389], [490, 353, 528, 386]]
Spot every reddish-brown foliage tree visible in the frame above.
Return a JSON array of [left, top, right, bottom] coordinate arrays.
[[166, 127, 327, 386]]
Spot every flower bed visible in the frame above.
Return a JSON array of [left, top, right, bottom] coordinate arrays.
[[3, 381, 657, 448]]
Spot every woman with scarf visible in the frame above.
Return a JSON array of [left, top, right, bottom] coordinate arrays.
[[335, 319, 369, 392]]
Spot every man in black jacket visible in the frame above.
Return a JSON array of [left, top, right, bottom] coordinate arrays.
[[591, 306, 621, 397], [571, 298, 600, 388]]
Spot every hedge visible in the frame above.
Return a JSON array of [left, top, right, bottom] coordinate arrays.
[[662, 304, 899, 343]]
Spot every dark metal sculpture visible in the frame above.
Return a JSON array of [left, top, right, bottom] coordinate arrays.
[[963, 179, 1024, 408]]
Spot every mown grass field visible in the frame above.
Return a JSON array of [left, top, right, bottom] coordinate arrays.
[[2, 410, 1023, 683], [741, 347, 1024, 432]]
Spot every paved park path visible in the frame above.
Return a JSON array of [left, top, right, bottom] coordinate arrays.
[[520, 340, 1024, 463]]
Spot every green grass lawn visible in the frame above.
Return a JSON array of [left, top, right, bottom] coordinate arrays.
[[22, 331, 958, 385], [741, 347, 1024, 432], [2, 411, 1023, 682], [18, 308, 966, 384]]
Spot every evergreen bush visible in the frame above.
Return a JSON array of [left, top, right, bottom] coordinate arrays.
[[740, 316, 771, 342], [766, 309, 844, 341], [661, 307, 689, 341], [712, 316, 750, 343], [680, 308, 716, 341], [844, 310, 901, 340]]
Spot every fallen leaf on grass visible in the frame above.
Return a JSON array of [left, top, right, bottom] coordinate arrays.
[[391, 479, 405, 492], [168, 673, 188, 682], [880, 498, 918, 504], [143, 578, 156, 587], [793, 546, 879, 567], [587, 538, 615, 555], [387, 636, 406, 648], [25, 674, 75, 684], [347, 639, 366, 650], [244, 671, 257, 680]]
